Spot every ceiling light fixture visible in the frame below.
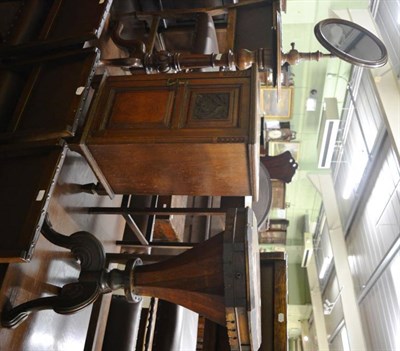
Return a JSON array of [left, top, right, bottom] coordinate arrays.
[[306, 89, 318, 111]]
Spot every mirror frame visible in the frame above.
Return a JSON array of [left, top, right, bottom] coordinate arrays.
[[314, 18, 388, 68]]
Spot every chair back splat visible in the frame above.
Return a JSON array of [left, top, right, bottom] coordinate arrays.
[[261, 151, 298, 183]]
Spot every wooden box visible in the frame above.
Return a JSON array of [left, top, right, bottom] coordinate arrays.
[[0, 143, 66, 262]]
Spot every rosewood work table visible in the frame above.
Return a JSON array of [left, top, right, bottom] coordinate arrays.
[[2, 207, 262, 350]]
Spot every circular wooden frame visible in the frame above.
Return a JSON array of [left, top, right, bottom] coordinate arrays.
[[314, 18, 388, 68], [252, 162, 272, 229]]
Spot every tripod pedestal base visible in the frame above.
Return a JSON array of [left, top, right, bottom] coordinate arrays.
[[2, 209, 262, 351], [2, 217, 115, 328]]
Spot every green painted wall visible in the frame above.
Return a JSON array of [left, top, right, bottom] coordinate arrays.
[[288, 263, 311, 305]]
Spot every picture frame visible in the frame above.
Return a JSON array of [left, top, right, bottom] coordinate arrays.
[[260, 86, 293, 119], [259, 230, 287, 245], [269, 141, 300, 161]]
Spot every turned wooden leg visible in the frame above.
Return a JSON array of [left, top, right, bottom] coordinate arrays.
[[1, 216, 108, 328], [41, 215, 106, 271], [1, 282, 101, 328]]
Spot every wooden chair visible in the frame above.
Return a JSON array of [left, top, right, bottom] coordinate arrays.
[[261, 150, 298, 183], [102, 295, 144, 351], [0, 141, 67, 263], [103, 0, 283, 79], [109, 0, 224, 61], [88, 195, 227, 254], [0, 47, 99, 143], [120, 195, 159, 245], [0, 0, 113, 59], [128, 0, 278, 54]]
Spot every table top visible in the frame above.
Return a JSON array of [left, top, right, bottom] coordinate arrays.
[[223, 207, 261, 350], [0, 143, 66, 262]]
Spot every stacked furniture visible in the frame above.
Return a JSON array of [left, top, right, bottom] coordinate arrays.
[[0, 1, 288, 350], [0, 0, 114, 262]]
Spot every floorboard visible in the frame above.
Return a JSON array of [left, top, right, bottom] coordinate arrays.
[[0, 149, 125, 351]]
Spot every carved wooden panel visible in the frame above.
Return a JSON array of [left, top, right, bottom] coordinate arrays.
[[181, 86, 240, 129], [192, 93, 229, 120]]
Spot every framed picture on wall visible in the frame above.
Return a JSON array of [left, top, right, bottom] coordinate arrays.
[[260, 86, 293, 119], [269, 141, 300, 161], [259, 230, 287, 245]]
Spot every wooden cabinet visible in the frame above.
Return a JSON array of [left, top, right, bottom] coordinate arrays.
[[259, 251, 288, 351], [80, 66, 260, 198]]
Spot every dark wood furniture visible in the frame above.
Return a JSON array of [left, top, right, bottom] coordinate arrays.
[[153, 195, 188, 241], [101, 194, 224, 351], [0, 0, 112, 59], [0, 142, 66, 262], [112, 0, 225, 56], [261, 150, 298, 183], [0, 48, 99, 143], [88, 203, 228, 251], [259, 219, 289, 244], [260, 251, 287, 350], [201, 251, 287, 351], [78, 65, 260, 199], [2, 207, 262, 350], [103, 0, 282, 79], [102, 295, 143, 351]]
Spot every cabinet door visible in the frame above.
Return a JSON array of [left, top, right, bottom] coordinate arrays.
[[87, 77, 178, 141], [173, 76, 252, 142], [86, 74, 251, 144]]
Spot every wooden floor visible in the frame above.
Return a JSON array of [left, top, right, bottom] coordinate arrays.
[[0, 149, 125, 351]]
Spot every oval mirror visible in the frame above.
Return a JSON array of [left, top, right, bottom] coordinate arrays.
[[314, 18, 388, 68]]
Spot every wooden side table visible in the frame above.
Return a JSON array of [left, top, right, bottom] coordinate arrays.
[[2, 207, 262, 350]]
